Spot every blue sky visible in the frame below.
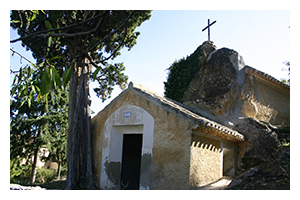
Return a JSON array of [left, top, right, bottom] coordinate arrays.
[[10, 10, 290, 117]]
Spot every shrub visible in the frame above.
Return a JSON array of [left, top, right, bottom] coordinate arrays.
[[35, 168, 57, 183]]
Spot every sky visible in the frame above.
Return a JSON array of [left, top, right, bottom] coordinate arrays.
[[9, 10, 291, 118]]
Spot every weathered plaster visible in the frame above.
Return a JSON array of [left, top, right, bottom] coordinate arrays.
[[238, 72, 289, 126], [99, 105, 154, 190]]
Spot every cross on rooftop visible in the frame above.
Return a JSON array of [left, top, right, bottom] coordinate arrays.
[[202, 19, 217, 41]]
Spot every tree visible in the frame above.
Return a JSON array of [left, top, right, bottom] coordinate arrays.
[[281, 61, 290, 85], [10, 49, 69, 184], [39, 87, 69, 180], [10, 54, 46, 184], [10, 10, 151, 189]]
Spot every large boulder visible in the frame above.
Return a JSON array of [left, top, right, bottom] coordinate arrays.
[[226, 148, 290, 190], [183, 47, 245, 116], [234, 117, 281, 170]]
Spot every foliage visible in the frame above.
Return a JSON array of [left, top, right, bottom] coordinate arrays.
[[10, 158, 26, 180], [40, 87, 68, 171], [35, 168, 59, 183], [11, 167, 65, 185], [10, 47, 69, 183], [11, 10, 151, 189], [10, 163, 32, 185], [164, 44, 210, 102], [10, 10, 151, 103]]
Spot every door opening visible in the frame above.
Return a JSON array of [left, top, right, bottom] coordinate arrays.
[[120, 134, 143, 190], [223, 147, 235, 177]]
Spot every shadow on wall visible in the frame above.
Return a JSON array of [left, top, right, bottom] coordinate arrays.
[[191, 140, 221, 153]]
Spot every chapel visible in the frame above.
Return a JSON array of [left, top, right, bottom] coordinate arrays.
[[91, 41, 290, 190]]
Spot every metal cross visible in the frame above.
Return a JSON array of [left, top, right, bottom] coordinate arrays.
[[202, 19, 217, 41]]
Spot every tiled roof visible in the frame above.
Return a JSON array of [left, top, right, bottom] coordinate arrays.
[[128, 82, 245, 142], [244, 66, 290, 92]]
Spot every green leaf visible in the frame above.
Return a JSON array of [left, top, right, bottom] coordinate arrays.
[[63, 66, 73, 87], [31, 85, 36, 94], [48, 36, 52, 48], [12, 75, 17, 86], [27, 66, 32, 77], [30, 62, 37, 69], [29, 12, 36, 22], [45, 20, 53, 30], [19, 67, 23, 79], [19, 96, 28, 108], [45, 93, 49, 112], [19, 85, 27, 97], [41, 68, 51, 95], [28, 90, 34, 108], [10, 20, 20, 24], [93, 67, 102, 80], [50, 67, 62, 89], [37, 93, 42, 103], [49, 56, 63, 61], [50, 91, 56, 105], [10, 85, 18, 96]]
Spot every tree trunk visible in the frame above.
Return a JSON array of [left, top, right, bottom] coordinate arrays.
[[30, 128, 42, 185], [57, 149, 61, 180], [57, 161, 61, 180], [30, 147, 38, 185], [65, 58, 95, 189]]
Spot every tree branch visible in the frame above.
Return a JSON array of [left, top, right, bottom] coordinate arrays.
[[10, 11, 109, 43], [77, 11, 133, 62], [10, 47, 36, 67], [100, 10, 129, 63]]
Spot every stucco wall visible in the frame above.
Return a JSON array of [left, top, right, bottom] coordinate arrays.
[[255, 79, 289, 126], [151, 105, 192, 189], [190, 134, 221, 188], [240, 75, 290, 126], [91, 90, 193, 189]]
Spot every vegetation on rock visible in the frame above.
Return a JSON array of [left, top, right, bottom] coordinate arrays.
[[164, 41, 216, 102]]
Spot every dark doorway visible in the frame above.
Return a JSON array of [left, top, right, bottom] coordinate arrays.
[[223, 147, 235, 177], [120, 134, 143, 190]]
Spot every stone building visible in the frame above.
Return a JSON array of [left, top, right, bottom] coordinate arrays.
[[91, 42, 290, 190], [91, 82, 244, 189]]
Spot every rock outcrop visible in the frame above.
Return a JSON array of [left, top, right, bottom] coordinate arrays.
[[226, 148, 290, 190], [182, 42, 289, 127], [180, 41, 289, 178], [233, 117, 281, 169], [183, 47, 245, 116]]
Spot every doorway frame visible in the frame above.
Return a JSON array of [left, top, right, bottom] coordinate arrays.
[[100, 105, 154, 190]]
